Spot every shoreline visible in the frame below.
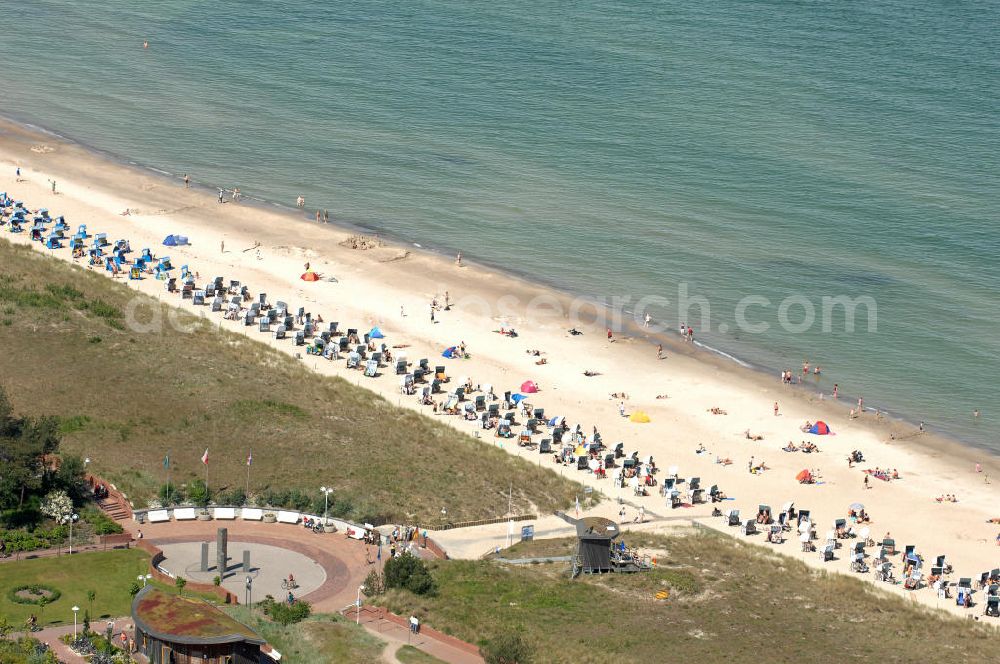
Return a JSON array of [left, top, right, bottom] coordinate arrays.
[[0, 113, 976, 455], [2, 115, 999, 622]]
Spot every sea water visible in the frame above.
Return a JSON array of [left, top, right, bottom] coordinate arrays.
[[1, 1, 997, 451]]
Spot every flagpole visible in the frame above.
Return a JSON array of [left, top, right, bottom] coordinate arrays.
[[246, 450, 251, 498]]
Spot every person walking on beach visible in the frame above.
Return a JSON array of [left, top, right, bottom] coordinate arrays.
[[773, 401, 779, 417], [657, 344, 663, 360], [864, 475, 870, 490], [218, 188, 225, 203], [644, 313, 651, 328], [220, 240, 225, 254], [456, 251, 463, 267], [48, 179, 56, 194], [15, 167, 21, 181], [430, 305, 435, 324], [607, 328, 614, 342], [232, 187, 240, 202], [296, 195, 305, 208], [858, 396, 864, 413], [323, 209, 329, 224], [315, 210, 322, 223], [183, 173, 190, 188], [833, 383, 838, 399]]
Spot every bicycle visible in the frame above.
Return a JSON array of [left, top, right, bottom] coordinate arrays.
[[280, 579, 298, 590]]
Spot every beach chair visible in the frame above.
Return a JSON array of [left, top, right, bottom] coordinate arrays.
[[303, 321, 314, 338], [435, 365, 447, 382], [488, 403, 500, 417], [688, 476, 700, 490], [614, 442, 625, 458], [192, 290, 205, 305], [985, 596, 1000, 617], [475, 395, 486, 411], [533, 408, 545, 420], [283, 315, 295, 330], [211, 297, 223, 312], [329, 321, 339, 335], [364, 359, 378, 377], [419, 358, 429, 372], [258, 318, 270, 333], [347, 352, 361, 369], [576, 456, 588, 470], [820, 543, 835, 562], [539, 439, 552, 454], [339, 337, 349, 351], [396, 359, 408, 375], [882, 538, 896, 555], [430, 379, 441, 393], [741, 519, 757, 536], [726, 509, 740, 526], [274, 325, 287, 340], [294, 331, 305, 346], [182, 284, 194, 300]]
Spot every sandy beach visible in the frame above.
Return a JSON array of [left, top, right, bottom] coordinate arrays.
[[1, 117, 998, 619]]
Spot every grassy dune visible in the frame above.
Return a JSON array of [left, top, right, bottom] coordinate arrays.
[[0, 240, 578, 523], [379, 531, 999, 662]]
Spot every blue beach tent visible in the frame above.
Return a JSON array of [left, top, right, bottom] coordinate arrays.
[[511, 393, 527, 405], [162, 234, 189, 246], [369, 327, 385, 339], [442, 346, 458, 359]]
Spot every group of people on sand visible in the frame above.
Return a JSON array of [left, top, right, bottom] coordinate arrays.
[[935, 494, 959, 503], [782, 440, 819, 453]]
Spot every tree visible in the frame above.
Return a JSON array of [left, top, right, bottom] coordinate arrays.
[[0, 386, 61, 511], [383, 553, 436, 596], [128, 581, 141, 598], [55, 455, 88, 504], [175, 577, 187, 596], [481, 633, 534, 664], [39, 491, 73, 523], [86, 589, 96, 617]]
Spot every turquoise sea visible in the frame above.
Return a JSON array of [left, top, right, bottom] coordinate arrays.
[[1, 1, 998, 451]]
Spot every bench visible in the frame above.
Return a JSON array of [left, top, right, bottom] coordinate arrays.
[[213, 507, 236, 520], [276, 510, 300, 524], [241, 508, 263, 521], [147, 510, 170, 523], [174, 508, 196, 521]]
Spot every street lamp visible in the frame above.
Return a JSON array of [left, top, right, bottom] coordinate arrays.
[[72, 606, 80, 637], [356, 585, 364, 625], [245, 575, 253, 609], [65, 513, 79, 554], [320, 486, 333, 526], [137, 574, 152, 587]]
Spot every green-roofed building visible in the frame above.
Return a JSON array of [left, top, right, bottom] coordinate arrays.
[[132, 586, 267, 664]]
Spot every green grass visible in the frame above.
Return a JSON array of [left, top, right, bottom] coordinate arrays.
[[224, 608, 385, 663], [378, 531, 1000, 663], [0, 239, 579, 523], [0, 548, 151, 626], [397, 645, 447, 663]]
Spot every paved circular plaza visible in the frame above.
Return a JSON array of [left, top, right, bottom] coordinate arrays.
[[157, 540, 327, 602]]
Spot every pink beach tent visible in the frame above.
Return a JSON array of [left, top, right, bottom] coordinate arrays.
[[520, 380, 539, 393]]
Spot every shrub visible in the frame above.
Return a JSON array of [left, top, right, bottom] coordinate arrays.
[[127, 582, 141, 598], [186, 480, 210, 508], [8, 584, 62, 605], [264, 600, 311, 626], [213, 576, 221, 587], [481, 633, 534, 664], [383, 553, 436, 596], [158, 483, 184, 506], [175, 577, 187, 595]]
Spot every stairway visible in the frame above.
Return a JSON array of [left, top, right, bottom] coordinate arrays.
[[98, 497, 129, 522]]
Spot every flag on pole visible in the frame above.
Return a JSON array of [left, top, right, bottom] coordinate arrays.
[[574, 495, 580, 518], [163, 454, 170, 469], [246, 451, 253, 466], [201, 449, 209, 465]]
